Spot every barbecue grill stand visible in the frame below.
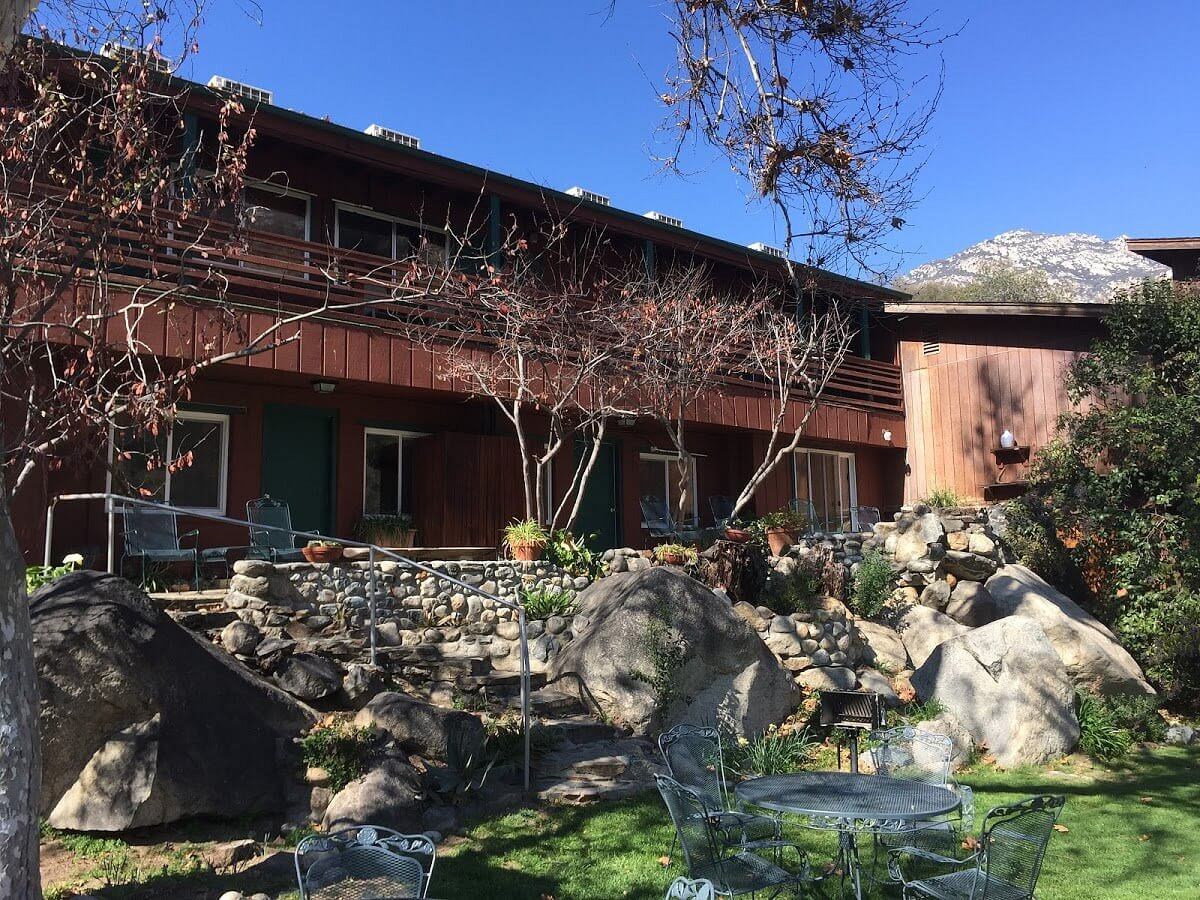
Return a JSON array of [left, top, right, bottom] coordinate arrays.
[[819, 691, 884, 774]]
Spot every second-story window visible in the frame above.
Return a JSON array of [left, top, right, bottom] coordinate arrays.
[[335, 203, 446, 266], [245, 184, 310, 241]]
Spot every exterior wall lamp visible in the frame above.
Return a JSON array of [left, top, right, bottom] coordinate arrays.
[[311, 380, 337, 394]]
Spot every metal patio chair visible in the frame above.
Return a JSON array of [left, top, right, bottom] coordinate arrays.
[[656, 774, 811, 898], [666, 877, 717, 900], [247, 495, 307, 562], [709, 495, 736, 529], [120, 506, 199, 589], [640, 495, 702, 542], [868, 726, 975, 882], [295, 826, 437, 899], [889, 794, 1066, 900], [852, 505, 881, 531], [659, 725, 781, 850]]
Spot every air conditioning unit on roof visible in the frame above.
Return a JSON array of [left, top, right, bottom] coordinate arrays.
[[644, 210, 683, 228], [565, 186, 611, 207], [207, 75, 273, 105], [365, 124, 421, 149], [101, 42, 172, 74], [748, 241, 786, 259]]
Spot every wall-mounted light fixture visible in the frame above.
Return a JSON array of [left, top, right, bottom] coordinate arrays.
[[617, 416, 637, 429], [882, 429, 893, 443], [311, 380, 337, 394]]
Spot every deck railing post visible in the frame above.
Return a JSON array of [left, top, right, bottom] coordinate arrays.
[[367, 545, 379, 668], [43, 500, 55, 567]]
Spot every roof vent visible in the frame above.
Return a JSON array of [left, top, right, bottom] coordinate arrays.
[[644, 210, 683, 228], [565, 186, 611, 207], [101, 43, 171, 73], [207, 75, 273, 105], [922, 327, 941, 356], [748, 241, 786, 259], [365, 124, 421, 149]]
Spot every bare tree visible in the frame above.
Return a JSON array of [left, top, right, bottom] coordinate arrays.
[[659, 0, 946, 273], [615, 265, 765, 526], [728, 293, 855, 519], [403, 215, 636, 531]]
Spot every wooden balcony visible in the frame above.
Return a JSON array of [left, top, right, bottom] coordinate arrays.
[[49, 197, 905, 418]]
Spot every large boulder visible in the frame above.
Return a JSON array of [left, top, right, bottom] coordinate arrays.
[[354, 691, 485, 761], [321, 758, 425, 831], [911, 617, 1079, 767], [854, 620, 910, 672], [896, 604, 970, 669], [893, 514, 945, 564], [274, 653, 343, 701], [31, 572, 316, 831], [548, 568, 797, 735], [944, 581, 999, 627], [985, 565, 1153, 696]]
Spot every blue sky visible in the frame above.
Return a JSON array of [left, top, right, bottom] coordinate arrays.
[[191, 1, 1198, 280]]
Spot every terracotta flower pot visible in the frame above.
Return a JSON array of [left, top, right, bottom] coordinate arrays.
[[382, 528, 417, 548], [510, 541, 544, 562], [724, 527, 752, 544], [659, 550, 688, 566], [765, 527, 796, 557], [302, 544, 344, 564]]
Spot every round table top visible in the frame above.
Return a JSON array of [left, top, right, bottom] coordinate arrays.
[[734, 771, 960, 824]]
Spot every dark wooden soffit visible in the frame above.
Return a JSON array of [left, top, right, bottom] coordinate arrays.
[[883, 300, 1110, 318], [1125, 237, 1200, 270]]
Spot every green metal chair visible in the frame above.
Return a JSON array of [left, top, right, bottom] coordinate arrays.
[[641, 495, 702, 543], [659, 725, 781, 850], [246, 495, 307, 562], [656, 774, 811, 898], [295, 826, 437, 899], [120, 507, 199, 589], [889, 794, 1066, 900], [666, 877, 717, 899]]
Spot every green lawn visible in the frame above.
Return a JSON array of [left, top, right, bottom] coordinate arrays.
[[435, 746, 1200, 899]]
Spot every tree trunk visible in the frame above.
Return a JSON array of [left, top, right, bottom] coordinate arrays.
[[0, 2, 38, 55], [698, 540, 768, 606], [0, 476, 42, 899]]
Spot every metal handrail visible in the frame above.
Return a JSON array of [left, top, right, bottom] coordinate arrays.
[[44, 492, 533, 790]]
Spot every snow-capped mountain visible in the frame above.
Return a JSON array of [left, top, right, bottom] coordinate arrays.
[[903, 230, 1169, 301]]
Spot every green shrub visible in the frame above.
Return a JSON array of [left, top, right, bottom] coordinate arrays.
[[543, 529, 603, 578], [353, 513, 415, 543], [520, 585, 575, 619], [851, 550, 895, 618], [25, 554, 83, 594], [1076, 690, 1134, 760], [898, 697, 945, 726], [922, 487, 962, 508], [299, 722, 375, 792], [755, 509, 809, 532], [724, 726, 815, 778], [770, 583, 814, 616]]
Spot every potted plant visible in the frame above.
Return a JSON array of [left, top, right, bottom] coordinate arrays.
[[503, 519, 548, 562], [355, 513, 418, 548], [757, 509, 807, 557], [302, 539, 344, 564], [723, 525, 753, 544], [654, 543, 696, 566]]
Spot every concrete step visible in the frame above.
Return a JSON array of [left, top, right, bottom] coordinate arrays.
[[534, 735, 662, 804]]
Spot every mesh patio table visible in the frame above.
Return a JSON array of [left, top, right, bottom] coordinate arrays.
[[735, 772, 960, 900]]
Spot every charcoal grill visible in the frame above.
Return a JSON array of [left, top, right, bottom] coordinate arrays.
[[818, 690, 884, 774]]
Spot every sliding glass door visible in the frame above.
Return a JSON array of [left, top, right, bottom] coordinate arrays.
[[793, 449, 858, 532]]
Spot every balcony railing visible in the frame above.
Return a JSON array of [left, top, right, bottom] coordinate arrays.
[[43, 193, 905, 416]]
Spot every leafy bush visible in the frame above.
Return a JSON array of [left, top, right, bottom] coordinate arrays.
[[520, 584, 575, 619], [299, 722, 375, 792], [1022, 281, 1200, 701], [1076, 690, 1134, 760], [353, 513, 415, 543], [922, 487, 962, 508], [503, 518, 548, 547], [543, 529, 603, 578], [724, 725, 815, 778], [756, 508, 809, 532], [25, 553, 83, 594], [851, 550, 895, 618]]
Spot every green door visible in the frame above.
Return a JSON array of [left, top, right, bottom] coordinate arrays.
[[261, 403, 337, 535], [573, 441, 620, 550]]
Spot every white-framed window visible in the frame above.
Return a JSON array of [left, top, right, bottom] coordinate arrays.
[[363, 428, 426, 515], [108, 410, 230, 514], [334, 201, 448, 266], [638, 451, 698, 525], [792, 449, 858, 532], [244, 180, 312, 241]]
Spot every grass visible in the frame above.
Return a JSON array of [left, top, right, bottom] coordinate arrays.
[[433, 746, 1200, 900], [41, 747, 1200, 898]]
